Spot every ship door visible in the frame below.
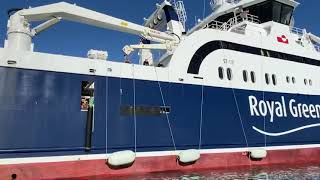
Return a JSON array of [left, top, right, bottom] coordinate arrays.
[[81, 81, 95, 151]]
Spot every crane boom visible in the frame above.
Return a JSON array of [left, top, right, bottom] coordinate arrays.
[[6, 2, 180, 51], [18, 2, 177, 43]]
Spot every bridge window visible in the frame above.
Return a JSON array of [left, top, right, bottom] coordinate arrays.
[[218, 67, 224, 80], [280, 3, 294, 25], [243, 70, 248, 82], [244, 0, 293, 25]]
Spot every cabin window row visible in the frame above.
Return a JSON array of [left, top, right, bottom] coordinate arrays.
[[218, 67, 314, 88]]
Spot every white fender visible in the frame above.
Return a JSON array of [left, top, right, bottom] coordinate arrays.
[[249, 148, 267, 159], [177, 149, 200, 163], [107, 150, 136, 167]]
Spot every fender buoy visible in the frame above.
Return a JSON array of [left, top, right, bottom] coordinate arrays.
[[107, 150, 136, 167], [177, 149, 200, 163]]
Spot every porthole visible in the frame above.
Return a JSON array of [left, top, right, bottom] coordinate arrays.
[[218, 67, 224, 80], [272, 74, 277, 86], [265, 73, 270, 85], [250, 71, 256, 83], [292, 77, 296, 84], [227, 68, 232, 80], [304, 79, 308, 85], [309, 79, 312, 86], [243, 70, 248, 82], [286, 76, 290, 83]]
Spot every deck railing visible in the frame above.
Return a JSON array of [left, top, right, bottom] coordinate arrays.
[[290, 27, 320, 53], [203, 13, 320, 54], [290, 27, 305, 37], [205, 13, 260, 31]]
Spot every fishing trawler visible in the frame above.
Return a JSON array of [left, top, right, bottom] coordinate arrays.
[[1, 0, 320, 179]]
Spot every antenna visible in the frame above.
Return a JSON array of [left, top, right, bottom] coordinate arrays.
[[173, 1, 187, 31]]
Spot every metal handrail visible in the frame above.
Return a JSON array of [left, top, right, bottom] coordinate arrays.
[[205, 13, 260, 31], [204, 13, 320, 54], [290, 27, 305, 37]]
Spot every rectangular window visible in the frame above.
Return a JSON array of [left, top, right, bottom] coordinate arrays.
[[120, 105, 171, 116], [81, 81, 95, 111], [280, 5, 293, 25], [272, 1, 281, 23]]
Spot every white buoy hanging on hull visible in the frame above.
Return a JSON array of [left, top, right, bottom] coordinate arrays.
[[6, 13, 33, 51], [249, 148, 267, 159], [177, 149, 200, 164], [107, 150, 136, 167]]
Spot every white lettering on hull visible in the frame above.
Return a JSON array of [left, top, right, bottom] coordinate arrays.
[[248, 96, 320, 136]]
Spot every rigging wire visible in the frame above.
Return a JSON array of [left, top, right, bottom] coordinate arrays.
[[105, 69, 109, 158], [231, 85, 252, 167], [153, 66, 177, 151], [132, 64, 137, 153], [198, 83, 204, 150], [259, 32, 267, 148]]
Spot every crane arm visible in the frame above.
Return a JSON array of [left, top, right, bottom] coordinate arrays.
[[122, 44, 168, 56], [18, 2, 177, 43]]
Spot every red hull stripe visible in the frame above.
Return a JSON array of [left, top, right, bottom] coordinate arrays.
[[1, 148, 320, 179]]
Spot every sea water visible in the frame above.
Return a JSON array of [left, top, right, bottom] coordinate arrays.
[[107, 165, 320, 180]]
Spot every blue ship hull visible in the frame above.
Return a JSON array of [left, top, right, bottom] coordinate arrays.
[[0, 66, 320, 159]]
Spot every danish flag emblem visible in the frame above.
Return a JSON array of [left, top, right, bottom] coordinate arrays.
[[277, 35, 289, 44]]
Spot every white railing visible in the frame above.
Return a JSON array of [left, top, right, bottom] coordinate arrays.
[[290, 27, 305, 37], [290, 27, 320, 53], [205, 13, 260, 31]]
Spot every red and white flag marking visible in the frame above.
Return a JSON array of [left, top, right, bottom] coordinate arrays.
[[277, 35, 289, 44]]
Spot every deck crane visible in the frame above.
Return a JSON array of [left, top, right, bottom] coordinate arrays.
[[5, 2, 180, 54]]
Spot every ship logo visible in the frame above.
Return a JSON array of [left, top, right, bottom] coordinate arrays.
[[249, 96, 320, 136], [253, 124, 320, 137], [277, 35, 289, 44]]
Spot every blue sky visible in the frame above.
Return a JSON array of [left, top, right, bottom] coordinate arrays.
[[0, 0, 318, 61]]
